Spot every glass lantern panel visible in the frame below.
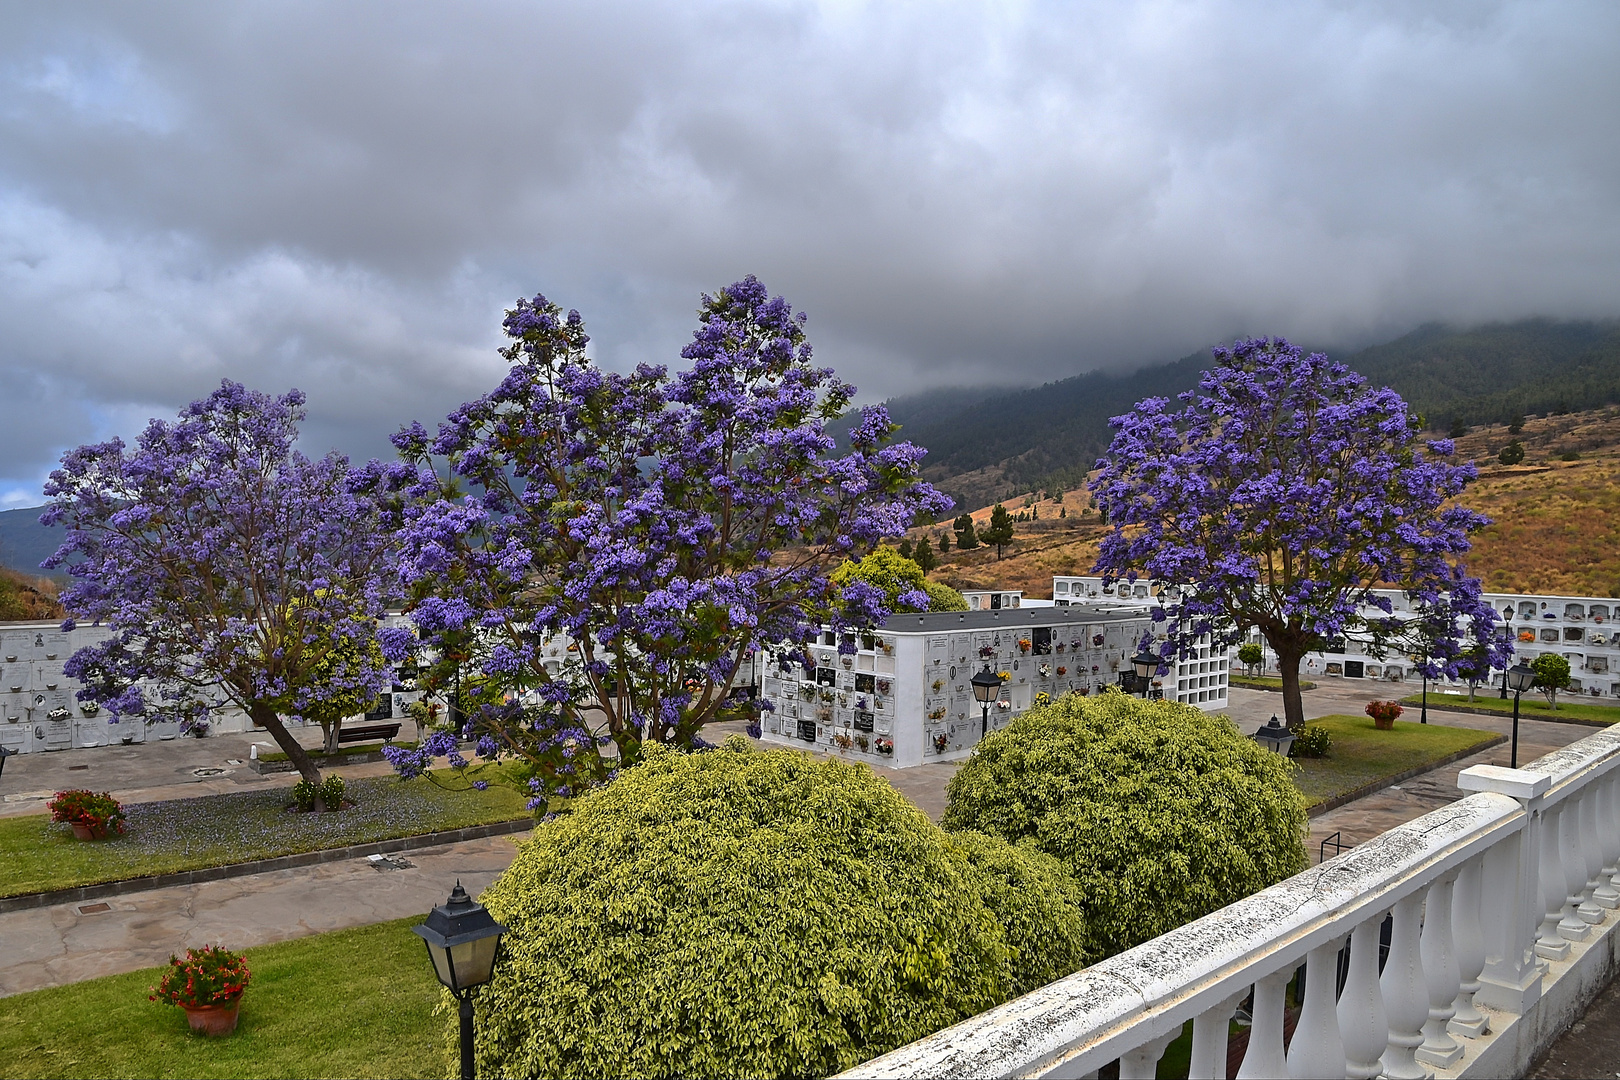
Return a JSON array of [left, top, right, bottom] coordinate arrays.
[[449, 935, 500, 990], [424, 941, 456, 990]]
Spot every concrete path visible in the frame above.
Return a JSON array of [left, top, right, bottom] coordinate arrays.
[[0, 831, 523, 997]]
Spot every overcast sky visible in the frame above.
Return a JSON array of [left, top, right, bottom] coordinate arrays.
[[1, 1, 1617, 507]]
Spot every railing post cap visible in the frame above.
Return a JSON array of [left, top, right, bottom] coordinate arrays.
[[1458, 764, 1551, 799]]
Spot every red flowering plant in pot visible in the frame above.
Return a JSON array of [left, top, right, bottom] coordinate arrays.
[[47, 789, 125, 840], [150, 945, 252, 1036], [1365, 700, 1404, 730]]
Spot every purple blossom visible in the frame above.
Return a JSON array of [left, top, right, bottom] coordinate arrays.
[[1091, 337, 1506, 727], [384, 278, 949, 802], [43, 381, 402, 788]]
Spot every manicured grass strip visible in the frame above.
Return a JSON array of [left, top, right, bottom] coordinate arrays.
[[0, 917, 446, 1080], [0, 774, 529, 899], [1399, 693, 1620, 726], [1231, 675, 1316, 692], [1291, 715, 1502, 808], [257, 740, 417, 764]]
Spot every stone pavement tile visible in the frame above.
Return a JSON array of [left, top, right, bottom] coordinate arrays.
[[1531, 969, 1620, 1078], [0, 832, 526, 998]]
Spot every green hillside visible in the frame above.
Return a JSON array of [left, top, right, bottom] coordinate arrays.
[[876, 318, 1620, 509]]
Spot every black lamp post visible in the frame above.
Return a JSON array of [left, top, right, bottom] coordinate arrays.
[[972, 666, 1003, 738], [415, 882, 507, 1080], [0, 743, 12, 779], [1131, 649, 1162, 699], [1499, 607, 1514, 700], [1254, 714, 1296, 756], [1505, 661, 1536, 768]]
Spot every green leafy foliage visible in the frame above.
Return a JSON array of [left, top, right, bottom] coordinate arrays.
[[1531, 652, 1572, 708], [1290, 724, 1333, 759], [830, 548, 962, 613], [942, 690, 1306, 962], [923, 579, 968, 612], [467, 740, 1076, 1079], [913, 535, 937, 574], [1497, 440, 1525, 465], [983, 504, 1015, 556], [1236, 642, 1265, 673]]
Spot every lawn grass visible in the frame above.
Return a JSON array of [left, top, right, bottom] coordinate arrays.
[[1, 773, 529, 898], [257, 740, 417, 764], [1291, 715, 1503, 808], [1399, 692, 1620, 725], [0, 916, 446, 1080], [1230, 674, 1317, 691]]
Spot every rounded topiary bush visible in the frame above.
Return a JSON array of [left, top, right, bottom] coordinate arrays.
[[943, 689, 1307, 963], [946, 829, 1090, 992], [467, 738, 1075, 1079]]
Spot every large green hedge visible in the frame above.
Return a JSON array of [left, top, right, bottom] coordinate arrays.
[[943, 689, 1307, 962], [468, 739, 1082, 1079]]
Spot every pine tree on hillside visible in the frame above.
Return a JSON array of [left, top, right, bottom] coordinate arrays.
[[983, 504, 1015, 559], [954, 514, 980, 550], [914, 536, 937, 574]]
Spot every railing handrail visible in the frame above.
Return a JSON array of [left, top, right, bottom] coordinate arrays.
[[845, 725, 1620, 1080], [842, 793, 1522, 1079]]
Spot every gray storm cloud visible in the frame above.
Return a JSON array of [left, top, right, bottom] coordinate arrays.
[[0, 0, 1617, 502]]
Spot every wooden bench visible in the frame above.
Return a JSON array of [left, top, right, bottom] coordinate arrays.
[[335, 722, 402, 746]]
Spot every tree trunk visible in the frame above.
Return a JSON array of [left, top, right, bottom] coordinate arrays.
[[1274, 645, 1307, 730], [249, 702, 325, 797]]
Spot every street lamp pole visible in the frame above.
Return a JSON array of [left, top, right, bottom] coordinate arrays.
[[1499, 610, 1512, 700], [414, 882, 507, 1080], [1506, 661, 1536, 768], [1131, 648, 1163, 700]]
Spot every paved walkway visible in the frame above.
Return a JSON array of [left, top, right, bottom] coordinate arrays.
[[0, 831, 522, 997]]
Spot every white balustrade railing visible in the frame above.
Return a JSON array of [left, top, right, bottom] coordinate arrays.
[[844, 727, 1620, 1080]]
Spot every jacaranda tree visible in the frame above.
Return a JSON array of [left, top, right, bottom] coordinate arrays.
[[1091, 338, 1508, 729], [43, 382, 403, 794], [385, 277, 950, 808]]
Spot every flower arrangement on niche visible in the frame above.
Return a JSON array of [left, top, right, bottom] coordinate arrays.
[[933, 732, 950, 753], [833, 731, 853, 750], [1038, 663, 1051, 678], [1093, 634, 1106, 647], [1034, 691, 1051, 707], [927, 706, 947, 720], [996, 670, 1011, 681], [978, 645, 995, 660], [1056, 666, 1067, 676], [875, 678, 891, 695], [875, 737, 894, 755], [1017, 639, 1032, 653]]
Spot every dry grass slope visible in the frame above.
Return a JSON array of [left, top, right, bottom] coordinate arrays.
[[911, 407, 1620, 601]]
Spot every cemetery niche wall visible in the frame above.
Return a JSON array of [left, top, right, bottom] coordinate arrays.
[[0, 615, 425, 756], [756, 603, 1227, 768]]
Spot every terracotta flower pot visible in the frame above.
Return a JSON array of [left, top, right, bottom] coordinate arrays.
[[69, 822, 103, 841], [1373, 716, 1395, 731], [183, 1000, 241, 1036]]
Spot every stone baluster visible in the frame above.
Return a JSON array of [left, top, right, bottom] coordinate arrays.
[[1558, 794, 1594, 940], [1417, 875, 1463, 1068], [1380, 892, 1431, 1080], [1119, 1030, 1180, 1080], [1600, 774, 1620, 903], [1450, 855, 1489, 1037], [1459, 764, 1550, 1013], [1537, 802, 1572, 959], [1236, 968, 1290, 1080], [1287, 940, 1346, 1079], [1338, 913, 1389, 1080], [1189, 993, 1243, 1080], [1577, 782, 1608, 919]]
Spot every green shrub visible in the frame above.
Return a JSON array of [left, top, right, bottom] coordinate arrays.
[[1290, 724, 1332, 758], [923, 579, 968, 612], [290, 779, 317, 813], [946, 830, 1089, 994], [468, 739, 1066, 1079], [1236, 642, 1265, 673], [942, 689, 1307, 962], [320, 774, 346, 811]]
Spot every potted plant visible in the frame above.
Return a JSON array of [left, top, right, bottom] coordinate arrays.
[[1017, 638, 1032, 653], [150, 945, 252, 1036], [833, 731, 853, 751], [978, 645, 995, 660], [48, 789, 126, 840], [933, 732, 949, 753], [79, 700, 100, 717], [1365, 700, 1404, 730], [875, 737, 894, 755], [1056, 666, 1067, 676]]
